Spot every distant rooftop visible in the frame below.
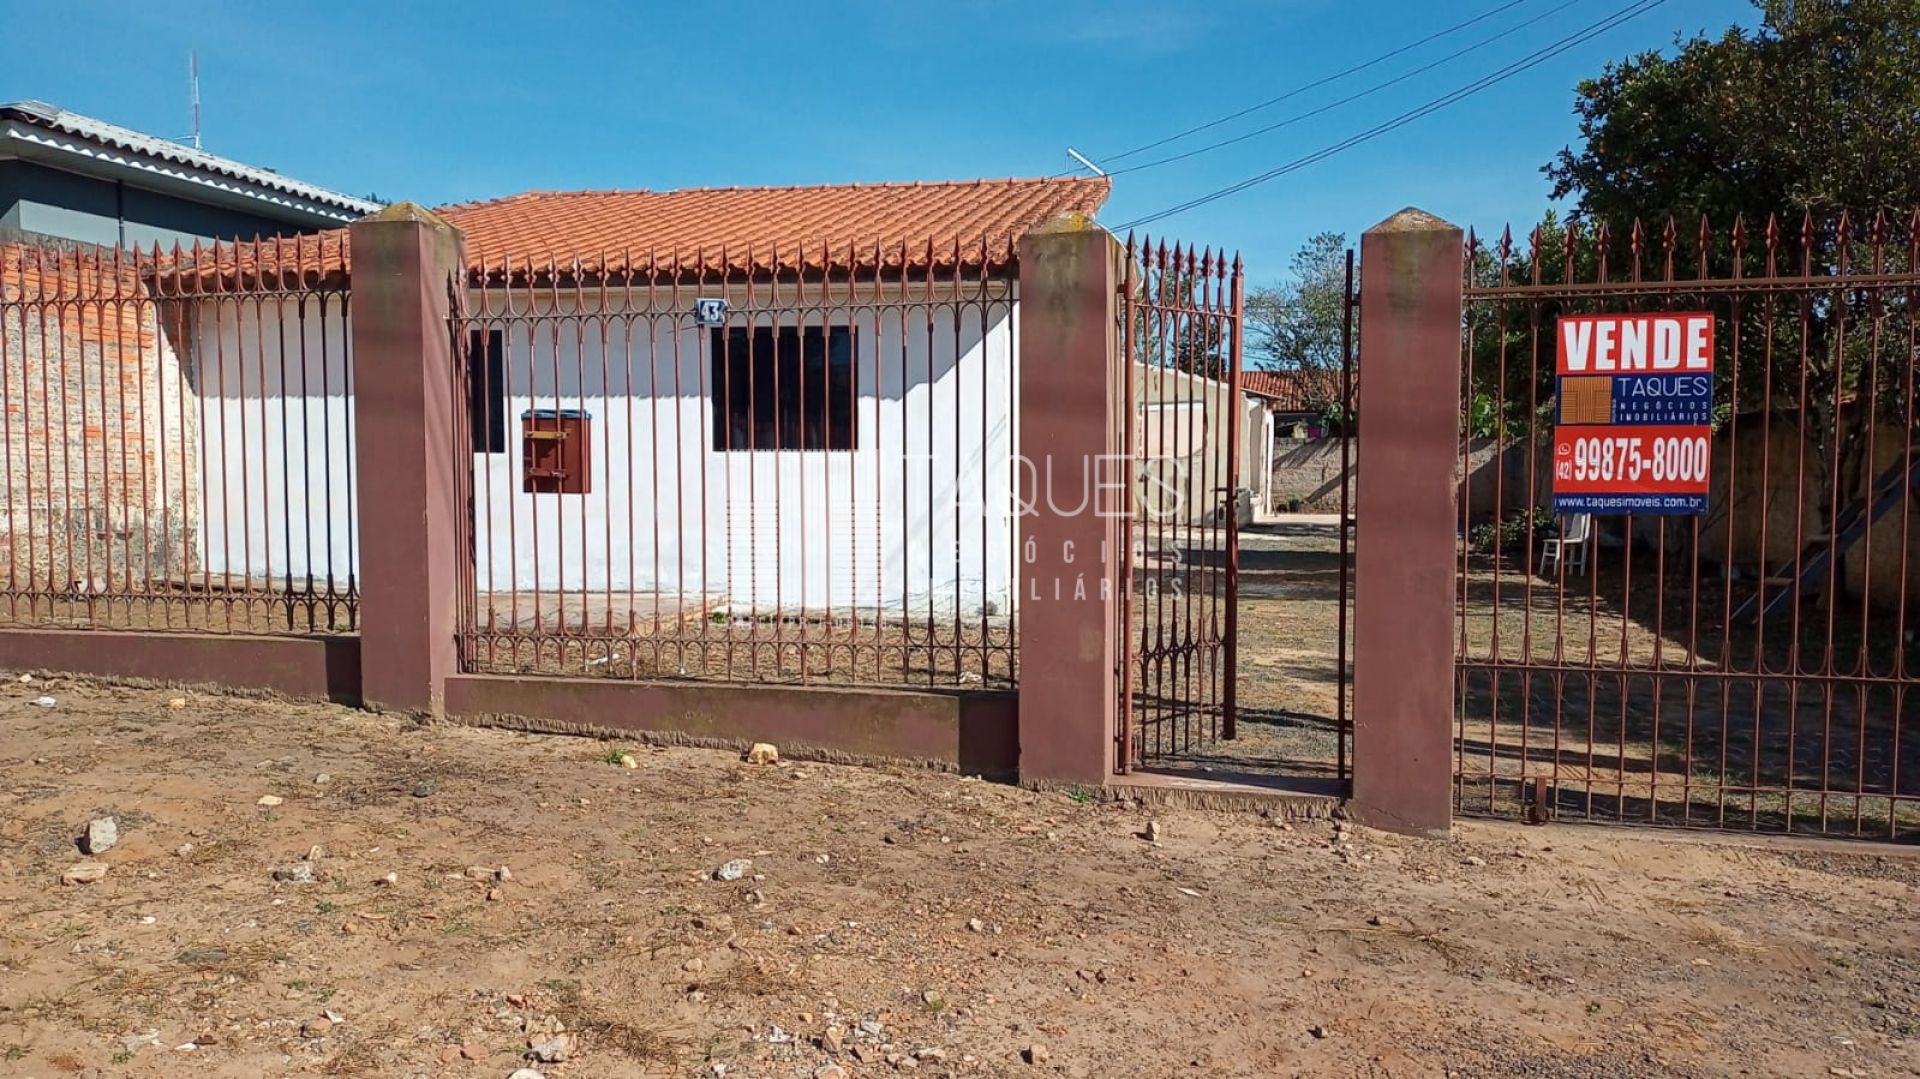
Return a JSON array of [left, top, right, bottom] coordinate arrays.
[[0, 100, 379, 226]]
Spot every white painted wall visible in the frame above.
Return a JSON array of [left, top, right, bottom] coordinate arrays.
[[192, 295, 357, 587], [192, 284, 1017, 616]]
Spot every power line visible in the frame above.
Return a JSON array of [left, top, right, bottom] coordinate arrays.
[[1108, 0, 1580, 178], [1084, 0, 1534, 171], [1114, 0, 1670, 231]]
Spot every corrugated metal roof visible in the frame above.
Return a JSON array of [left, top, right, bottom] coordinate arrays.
[[0, 100, 379, 218]]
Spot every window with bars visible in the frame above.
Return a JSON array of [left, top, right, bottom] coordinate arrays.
[[466, 328, 506, 453], [709, 324, 856, 451]]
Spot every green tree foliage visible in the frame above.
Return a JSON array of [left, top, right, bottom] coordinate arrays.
[[1465, 0, 1920, 454], [1246, 231, 1349, 377], [1244, 232, 1351, 426], [1547, 0, 1920, 224]]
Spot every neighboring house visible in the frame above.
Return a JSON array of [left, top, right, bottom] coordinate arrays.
[[170, 177, 1116, 616], [0, 100, 377, 249], [0, 102, 376, 596], [1241, 368, 1341, 430], [1241, 368, 1344, 514], [1133, 362, 1263, 528]]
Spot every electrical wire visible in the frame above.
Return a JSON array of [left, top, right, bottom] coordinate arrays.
[[1113, 0, 1670, 231], [1094, 0, 1537, 168], [1107, 0, 1580, 178]]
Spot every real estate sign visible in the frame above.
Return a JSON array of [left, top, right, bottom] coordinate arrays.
[[1551, 312, 1715, 516]]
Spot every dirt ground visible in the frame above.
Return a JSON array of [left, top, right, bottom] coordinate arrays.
[[1136, 517, 1349, 786], [4, 678, 1918, 1078]]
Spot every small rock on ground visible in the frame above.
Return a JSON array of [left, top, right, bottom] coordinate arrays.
[[83, 816, 118, 854], [121, 1030, 162, 1053], [60, 862, 108, 884]]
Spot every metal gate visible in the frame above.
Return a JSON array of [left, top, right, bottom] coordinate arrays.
[[1457, 213, 1920, 839], [1115, 236, 1244, 771]]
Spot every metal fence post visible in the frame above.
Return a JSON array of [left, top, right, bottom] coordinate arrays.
[[1015, 214, 1122, 786], [1350, 207, 1463, 835], [349, 204, 465, 715]]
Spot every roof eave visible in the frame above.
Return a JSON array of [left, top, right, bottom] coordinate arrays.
[[0, 115, 376, 227]]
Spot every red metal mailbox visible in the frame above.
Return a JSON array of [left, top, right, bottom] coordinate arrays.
[[522, 408, 591, 494]]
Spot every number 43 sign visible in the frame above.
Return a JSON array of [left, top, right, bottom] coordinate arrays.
[[1552, 312, 1715, 516]]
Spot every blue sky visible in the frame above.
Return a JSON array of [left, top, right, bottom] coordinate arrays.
[[5, 0, 1757, 284]]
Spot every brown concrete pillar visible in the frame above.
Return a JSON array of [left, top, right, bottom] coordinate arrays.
[[348, 204, 465, 715], [1350, 208, 1463, 835], [1015, 215, 1122, 786]]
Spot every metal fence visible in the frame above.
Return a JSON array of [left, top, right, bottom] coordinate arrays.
[[1458, 211, 1920, 838], [1115, 236, 1244, 771], [0, 239, 357, 635], [450, 240, 1020, 688]]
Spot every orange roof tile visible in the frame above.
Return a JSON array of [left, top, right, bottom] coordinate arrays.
[[1241, 369, 1344, 411], [168, 176, 1110, 291]]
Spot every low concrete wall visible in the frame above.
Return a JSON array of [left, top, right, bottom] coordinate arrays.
[[1268, 437, 1354, 512], [444, 674, 1020, 778], [0, 629, 360, 702]]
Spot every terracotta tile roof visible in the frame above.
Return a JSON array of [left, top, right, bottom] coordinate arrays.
[[1241, 369, 1344, 412], [2, 241, 148, 302], [168, 176, 1111, 291], [449, 177, 1111, 277], [144, 232, 350, 295]]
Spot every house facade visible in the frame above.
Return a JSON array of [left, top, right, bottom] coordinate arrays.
[[9, 174, 1263, 631], [180, 178, 1109, 619]]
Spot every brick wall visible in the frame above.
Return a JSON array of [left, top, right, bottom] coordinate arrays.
[[1, 243, 199, 593]]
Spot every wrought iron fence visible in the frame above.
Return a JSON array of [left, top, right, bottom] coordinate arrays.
[[1458, 211, 1920, 838], [0, 239, 356, 635], [450, 239, 1020, 688], [1115, 235, 1244, 771]]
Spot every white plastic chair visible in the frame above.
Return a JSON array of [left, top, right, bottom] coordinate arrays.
[[1539, 513, 1592, 577]]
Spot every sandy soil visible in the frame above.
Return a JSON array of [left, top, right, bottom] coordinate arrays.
[[3, 677, 1917, 1079]]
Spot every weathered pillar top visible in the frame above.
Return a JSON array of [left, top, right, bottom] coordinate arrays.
[[1365, 207, 1459, 235], [356, 201, 458, 231]]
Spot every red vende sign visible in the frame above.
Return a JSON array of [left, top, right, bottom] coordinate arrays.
[[1553, 312, 1716, 517], [1557, 312, 1715, 376]]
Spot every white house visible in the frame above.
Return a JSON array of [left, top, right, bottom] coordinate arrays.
[[181, 178, 1116, 622]]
